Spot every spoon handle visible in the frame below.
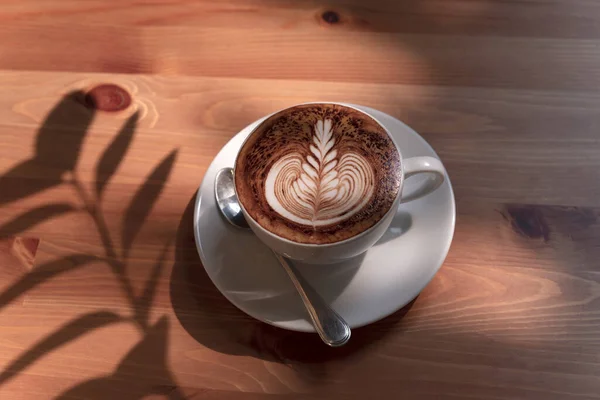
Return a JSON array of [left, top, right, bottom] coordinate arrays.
[[273, 252, 351, 347]]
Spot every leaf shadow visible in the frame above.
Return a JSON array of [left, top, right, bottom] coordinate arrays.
[[0, 91, 94, 206], [0, 255, 100, 314], [0, 311, 124, 386], [121, 149, 178, 260], [0, 204, 76, 238], [54, 317, 184, 400], [134, 239, 172, 329], [95, 111, 139, 198]]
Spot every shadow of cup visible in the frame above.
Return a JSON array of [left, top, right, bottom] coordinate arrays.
[[171, 194, 418, 366], [375, 211, 413, 246]]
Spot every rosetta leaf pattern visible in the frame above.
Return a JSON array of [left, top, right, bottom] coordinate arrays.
[[265, 119, 375, 227]]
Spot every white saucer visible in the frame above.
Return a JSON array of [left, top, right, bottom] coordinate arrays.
[[193, 105, 455, 332]]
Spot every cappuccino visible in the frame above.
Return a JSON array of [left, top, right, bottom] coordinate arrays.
[[235, 104, 401, 244]]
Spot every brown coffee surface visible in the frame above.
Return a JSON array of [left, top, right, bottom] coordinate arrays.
[[235, 104, 402, 244]]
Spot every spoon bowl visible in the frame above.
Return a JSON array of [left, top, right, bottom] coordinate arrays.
[[215, 168, 249, 229]]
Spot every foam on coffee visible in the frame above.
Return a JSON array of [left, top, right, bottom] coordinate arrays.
[[235, 104, 401, 244]]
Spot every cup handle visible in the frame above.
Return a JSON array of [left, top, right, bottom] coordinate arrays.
[[401, 156, 445, 203]]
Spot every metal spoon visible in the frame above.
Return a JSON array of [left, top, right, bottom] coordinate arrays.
[[215, 167, 351, 347]]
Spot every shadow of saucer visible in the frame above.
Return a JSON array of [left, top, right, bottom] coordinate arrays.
[[170, 193, 417, 366]]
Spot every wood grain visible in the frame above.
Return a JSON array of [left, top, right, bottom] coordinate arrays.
[[0, 0, 600, 90], [0, 0, 599, 399], [3, 24, 600, 91], [4, 0, 600, 38]]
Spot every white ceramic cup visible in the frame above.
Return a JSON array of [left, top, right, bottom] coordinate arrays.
[[234, 103, 445, 264]]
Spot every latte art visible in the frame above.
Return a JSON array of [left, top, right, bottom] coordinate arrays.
[[265, 119, 375, 227], [235, 103, 401, 244]]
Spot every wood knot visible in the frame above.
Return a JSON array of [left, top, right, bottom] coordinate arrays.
[[85, 84, 131, 112], [321, 10, 340, 24], [503, 205, 550, 242]]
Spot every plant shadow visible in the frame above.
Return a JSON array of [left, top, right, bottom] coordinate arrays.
[[0, 91, 182, 398], [0, 91, 93, 208], [54, 317, 186, 400]]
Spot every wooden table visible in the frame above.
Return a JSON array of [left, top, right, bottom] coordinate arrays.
[[0, 1, 599, 399]]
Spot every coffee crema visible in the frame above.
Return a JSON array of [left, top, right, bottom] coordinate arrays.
[[235, 104, 402, 244]]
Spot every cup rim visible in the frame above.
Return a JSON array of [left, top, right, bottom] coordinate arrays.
[[233, 101, 405, 249]]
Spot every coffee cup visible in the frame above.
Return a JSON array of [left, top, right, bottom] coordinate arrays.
[[234, 103, 445, 264]]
